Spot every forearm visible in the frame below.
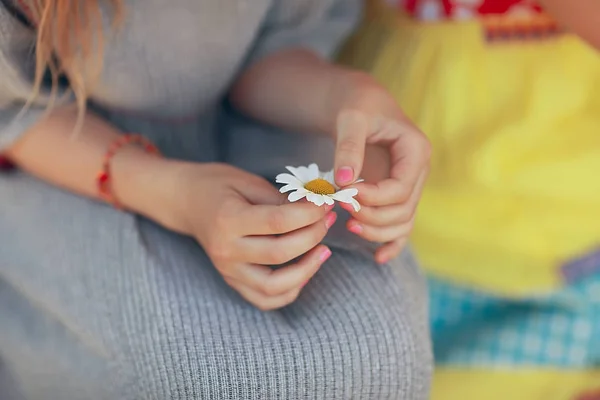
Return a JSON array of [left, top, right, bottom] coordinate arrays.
[[230, 48, 395, 181], [229, 49, 361, 137], [4, 106, 183, 230], [539, 0, 600, 49]]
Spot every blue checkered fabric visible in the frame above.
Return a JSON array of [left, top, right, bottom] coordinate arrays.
[[429, 273, 600, 367]]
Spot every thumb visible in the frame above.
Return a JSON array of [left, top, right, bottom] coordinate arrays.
[[334, 110, 368, 187], [240, 173, 286, 206]]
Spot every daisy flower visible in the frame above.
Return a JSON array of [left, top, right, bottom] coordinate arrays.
[[275, 163, 362, 212]]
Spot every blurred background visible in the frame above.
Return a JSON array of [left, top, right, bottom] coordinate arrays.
[[339, 0, 600, 399]]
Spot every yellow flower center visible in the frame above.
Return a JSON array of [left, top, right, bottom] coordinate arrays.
[[304, 178, 336, 195]]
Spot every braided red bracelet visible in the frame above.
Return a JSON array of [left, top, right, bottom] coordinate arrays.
[[0, 155, 15, 171], [97, 134, 161, 209]]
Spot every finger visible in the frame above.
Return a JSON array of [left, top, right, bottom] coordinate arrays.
[[224, 277, 302, 311], [343, 204, 409, 227], [232, 244, 332, 297], [347, 217, 413, 243], [347, 177, 420, 241], [388, 123, 430, 191], [240, 212, 336, 265], [410, 169, 428, 210], [238, 201, 334, 236], [353, 179, 410, 207], [234, 171, 287, 206], [354, 163, 429, 207], [345, 169, 428, 224], [375, 237, 409, 264], [354, 121, 429, 206], [334, 110, 369, 186]]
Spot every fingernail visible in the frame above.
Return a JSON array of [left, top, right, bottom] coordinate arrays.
[[324, 211, 337, 229], [348, 222, 363, 234], [325, 204, 335, 212], [377, 255, 390, 265], [336, 167, 354, 185], [319, 247, 332, 263], [339, 202, 353, 212], [301, 279, 310, 288]]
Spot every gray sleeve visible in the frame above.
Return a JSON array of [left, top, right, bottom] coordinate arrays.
[[247, 0, 363, 64], [223, 0, 363, 178], [0, 7, 53, 151]]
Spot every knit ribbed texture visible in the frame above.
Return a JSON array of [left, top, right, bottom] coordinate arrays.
[[0, 174, 432, 399], [0, 0, 432, 398]]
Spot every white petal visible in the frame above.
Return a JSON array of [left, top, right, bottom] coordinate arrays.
[[350, 198, 362, 212], [279, 184, 298, 193], [276, 173, 303, 187], [330, 195, 352, 204], [322, 169, 336, 185], [285, 166, 310, 183], [307, 163, 320, 180], [288, 189, 309, 202], [307, 192, 326, 207], [322, 196, 335, 205], [332, 188, 359, 200], [331, 189, 362, 211], [284, 166, 301, 177]]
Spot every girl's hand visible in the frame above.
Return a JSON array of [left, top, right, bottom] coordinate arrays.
[[332, 75, 431, 264], [170, 163, 336, 310]]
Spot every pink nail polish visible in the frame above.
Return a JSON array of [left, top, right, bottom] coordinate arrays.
[[336, 167, 354, 185], [324, 212, 338, 229], [377, 255, 390, 265], [339, 202, 353, 212], [319, 247, 332, 263], [348, 223, 363, 234], [325, 204, 335, 212]]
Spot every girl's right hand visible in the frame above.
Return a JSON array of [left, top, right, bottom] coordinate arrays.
[[169, 163, 336, 310]]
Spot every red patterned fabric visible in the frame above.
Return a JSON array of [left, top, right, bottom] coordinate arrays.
[[400, 0, 544, 21], [477, 0, 543, 14], [393, 0, 561, 41]]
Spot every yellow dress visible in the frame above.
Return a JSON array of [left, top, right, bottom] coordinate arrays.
[[341, 0, 600, 296], [340, 1, 600, 398]]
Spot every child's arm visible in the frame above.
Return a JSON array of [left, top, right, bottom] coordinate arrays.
[[230, 47, 430, 263], [539, 0, 600, 49], [229, 48, 392, 182], [229, 48, 351, 139]]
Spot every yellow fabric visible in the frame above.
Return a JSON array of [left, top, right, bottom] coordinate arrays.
[[340, 2, 600, 296], [432, 369, 600, 400]]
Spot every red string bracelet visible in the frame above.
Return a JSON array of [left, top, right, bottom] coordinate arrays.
[[0, 4, 32, 173], [97, 134, 161, 209], [0, 155, 15, 172]]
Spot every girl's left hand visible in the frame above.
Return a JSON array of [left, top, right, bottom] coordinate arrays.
[[332, 74, 431, 264]]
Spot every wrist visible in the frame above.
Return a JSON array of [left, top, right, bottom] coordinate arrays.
[[111, 149, 191, 233]]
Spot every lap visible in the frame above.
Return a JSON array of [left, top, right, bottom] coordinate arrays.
[[0, 173, 432, 400]]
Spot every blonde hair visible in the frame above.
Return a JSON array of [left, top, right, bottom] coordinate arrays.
[[23, 0, 123, 120]]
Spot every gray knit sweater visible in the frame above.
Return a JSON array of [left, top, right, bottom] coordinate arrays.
[[0, 1, 433, 399]]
